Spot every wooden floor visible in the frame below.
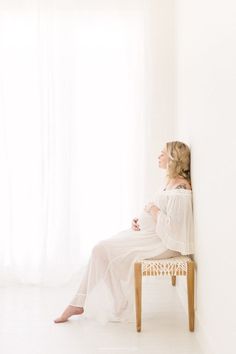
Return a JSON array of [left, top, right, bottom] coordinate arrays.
[[0, 277, 203, 354]]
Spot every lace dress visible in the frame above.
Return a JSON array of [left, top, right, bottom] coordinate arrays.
[[69, 187, 194, 324]]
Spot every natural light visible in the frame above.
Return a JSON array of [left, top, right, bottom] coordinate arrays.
[[0, 3, 149, 285]]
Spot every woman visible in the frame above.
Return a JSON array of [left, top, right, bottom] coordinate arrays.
[[54, 141, 194, 324]]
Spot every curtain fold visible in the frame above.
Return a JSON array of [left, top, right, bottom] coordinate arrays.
[[0, 0, 149, 286]]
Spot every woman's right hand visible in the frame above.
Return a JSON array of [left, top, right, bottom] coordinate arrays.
[[132, 218, 140, 231]]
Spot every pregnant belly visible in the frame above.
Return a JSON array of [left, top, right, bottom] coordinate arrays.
[[138, 211, 156, 232]]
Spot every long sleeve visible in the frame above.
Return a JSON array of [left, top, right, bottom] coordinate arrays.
[[155, 190, 194, 255]]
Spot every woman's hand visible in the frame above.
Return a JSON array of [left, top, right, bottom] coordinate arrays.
[[144, 203, 160, 222], [131, 218, 140, 231], [144, 202, 155, 213]]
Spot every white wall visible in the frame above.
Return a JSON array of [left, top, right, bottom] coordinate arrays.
[[174, 1, 236, 354], [142, 0, 176, 200]]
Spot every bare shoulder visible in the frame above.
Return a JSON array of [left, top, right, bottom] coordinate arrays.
[[175, 179, 192, 190]]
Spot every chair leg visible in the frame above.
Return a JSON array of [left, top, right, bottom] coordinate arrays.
[[171, 275, 176, 286], [134, 262, 142, 332], [187, 260, 195, 332]]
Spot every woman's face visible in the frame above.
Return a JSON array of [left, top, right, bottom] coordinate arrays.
[[158, 146, 169, 169]]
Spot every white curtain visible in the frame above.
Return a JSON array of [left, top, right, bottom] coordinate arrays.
[[0, 0, 151, 286]]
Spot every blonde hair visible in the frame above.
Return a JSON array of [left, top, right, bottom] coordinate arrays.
[[165, 141, 191, 185]]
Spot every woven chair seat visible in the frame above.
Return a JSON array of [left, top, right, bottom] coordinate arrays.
[[141, 255, 192, 276]]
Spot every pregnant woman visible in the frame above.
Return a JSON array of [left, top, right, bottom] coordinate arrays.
[[54, 141, 194, 324]]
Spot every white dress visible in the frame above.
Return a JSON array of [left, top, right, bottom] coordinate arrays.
[[69, 187, 194, 324]]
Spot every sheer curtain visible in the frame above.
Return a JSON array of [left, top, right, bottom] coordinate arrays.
[[0, 0, 151, 286]]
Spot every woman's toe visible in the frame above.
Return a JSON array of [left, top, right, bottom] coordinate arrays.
[[54, 317, 68, 323]]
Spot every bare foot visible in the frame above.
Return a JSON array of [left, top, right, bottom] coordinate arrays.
[[54, 305, 84, 323]]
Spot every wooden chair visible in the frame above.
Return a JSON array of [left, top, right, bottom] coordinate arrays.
[[134, 255, 195, 332]]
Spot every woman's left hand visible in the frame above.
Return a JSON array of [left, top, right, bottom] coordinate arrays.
[[144, 203, 160, 222], [144, 202, 156, 213]]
